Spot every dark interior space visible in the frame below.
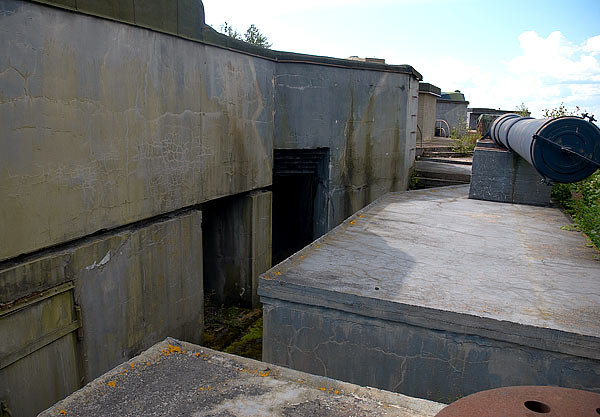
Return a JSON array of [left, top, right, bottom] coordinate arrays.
[[272, 148, 329, 265]]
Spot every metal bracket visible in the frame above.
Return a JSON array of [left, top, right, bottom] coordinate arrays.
[[533, 134, 600, 167], [75, 305, 84, 341]]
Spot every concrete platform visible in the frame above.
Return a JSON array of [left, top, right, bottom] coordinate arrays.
[[259, 185, 600, 402], [40, 339, 444, 417]]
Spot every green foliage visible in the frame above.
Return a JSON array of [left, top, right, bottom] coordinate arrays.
[[515, 102, 530, 117], [450, 118, 480, 155], [545, 103, 599, 252], [552, 170, 600, 252], [542, 102, 582, 118], [219, 22, 272, 49]]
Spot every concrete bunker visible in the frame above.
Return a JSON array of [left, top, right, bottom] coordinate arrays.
[[272, 148, 330, 265]]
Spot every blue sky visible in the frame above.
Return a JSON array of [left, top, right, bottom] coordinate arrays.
[[203, 0, 600, 120]]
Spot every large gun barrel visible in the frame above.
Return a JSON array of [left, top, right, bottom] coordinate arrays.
[[488, 114, 600, 183]]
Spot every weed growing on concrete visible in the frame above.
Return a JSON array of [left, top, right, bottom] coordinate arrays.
[[553, 170, 600, 252], [450, 118, 480, 155]]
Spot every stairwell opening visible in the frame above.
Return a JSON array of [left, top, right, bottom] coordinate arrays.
[[272, 148, 330, 265]]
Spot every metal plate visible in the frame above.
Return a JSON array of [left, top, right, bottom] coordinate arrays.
[[435, 386, 600, 417]]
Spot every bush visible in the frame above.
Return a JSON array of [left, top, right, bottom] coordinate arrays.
[[450, 118, 480, 155], [552, 171, 600, 251]]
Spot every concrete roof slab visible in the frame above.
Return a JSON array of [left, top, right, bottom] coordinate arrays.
[[259, 186, 600, 359], [40, 339, 444, 417]]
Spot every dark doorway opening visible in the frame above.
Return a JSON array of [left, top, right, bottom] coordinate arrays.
[[272, 148, 329, 265]]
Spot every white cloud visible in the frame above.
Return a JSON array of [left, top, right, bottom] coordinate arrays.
[[410, 31, 600, 119]]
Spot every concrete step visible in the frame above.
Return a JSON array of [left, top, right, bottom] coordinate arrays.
[[419, 157, 472, 166], [421, 151, 471, 158], [416, 146, 454, 153], [415, 160, 472, 183], [414, 177, 469, 189]]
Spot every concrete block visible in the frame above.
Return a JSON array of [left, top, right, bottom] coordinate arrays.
[[203, 191, 272, 307], [469, 142, 552, 206], [40, 339, 445, 417], [260, 186, 600, 402]]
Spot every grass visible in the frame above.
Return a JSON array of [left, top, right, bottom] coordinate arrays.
[[552, 170, 600, 253]]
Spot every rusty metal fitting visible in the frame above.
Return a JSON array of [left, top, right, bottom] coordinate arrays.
[[435, 386, 600, 417]]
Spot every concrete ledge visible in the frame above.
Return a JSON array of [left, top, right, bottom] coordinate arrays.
[[40, 338, 445, 417]]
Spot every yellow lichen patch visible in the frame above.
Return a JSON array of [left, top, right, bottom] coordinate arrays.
[[259, 370, 270, 377], [319, 387, 326, 391], [146, 362, 151, 366], [107, 381, 116, 388], [198, 386, 212, 392], [349, 220, 356, 225], [130, 363, 135, 368], [274, 271, 282, 276], [315, 245, 320, 248], [333, 390, 340, 394], [161, 343, 183, 356], [359, 215, 364, 218], [58, 410, 66, 415]]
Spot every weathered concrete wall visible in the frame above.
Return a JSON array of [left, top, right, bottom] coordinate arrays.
[[0, 209, 203, 384], [0, 0, 274, 261], [436, 99, 469, 132], [203, 190, 272, 307], [274, 64, 418, 228], [417, 92, 438, 143], [262, 298, 600, 403], [0, 0, 421, 412]]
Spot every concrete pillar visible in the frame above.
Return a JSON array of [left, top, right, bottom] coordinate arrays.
[[203, 190, 272, 307]]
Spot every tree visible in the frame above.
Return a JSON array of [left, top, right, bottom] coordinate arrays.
[[219, 22, 272, 49], [515, 103, 530, 117], [244, 24, 272, 49]]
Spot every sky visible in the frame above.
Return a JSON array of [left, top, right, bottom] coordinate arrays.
[[203, 0, 600, 120]]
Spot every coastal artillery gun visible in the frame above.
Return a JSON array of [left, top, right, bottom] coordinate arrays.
[[487, 113, 600, 183]]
